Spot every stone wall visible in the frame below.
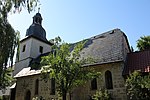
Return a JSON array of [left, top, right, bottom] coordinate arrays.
[[15, 63, 127, 100], [15, 75, 58, 100], [72, 62, 127, 100]]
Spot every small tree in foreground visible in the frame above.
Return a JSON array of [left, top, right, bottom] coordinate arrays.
[[125, 71, 150, 100], [32, 96, 45, 100], [92, 88, 112, 100], [41, 37, 101, 100]]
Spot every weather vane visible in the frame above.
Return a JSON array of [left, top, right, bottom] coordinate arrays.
[[38, 7, 40, 13], [38, 4, 41, 13]]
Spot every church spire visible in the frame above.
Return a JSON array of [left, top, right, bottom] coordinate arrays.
[[33, 11, 43, 25], [26, 12, 47, 41]]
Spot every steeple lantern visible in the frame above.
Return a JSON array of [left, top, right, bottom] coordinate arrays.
[[33, 13, 43, 25], [26, 12, 47, 42]]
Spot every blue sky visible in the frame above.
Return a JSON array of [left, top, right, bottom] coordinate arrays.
[[8, 0, 150, 50]]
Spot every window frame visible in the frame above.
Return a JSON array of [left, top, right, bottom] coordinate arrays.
[[35, 79, 39, 95], [105, 70, 113, 89], [50, 78, 55, 95], [91, 78, 97, 90], [39, 46, 43, 53], [22, 45, 26, 52]]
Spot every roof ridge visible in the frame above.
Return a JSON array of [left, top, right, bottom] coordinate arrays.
[[128, 49, 150, 54], [90, 28, 121, 40]]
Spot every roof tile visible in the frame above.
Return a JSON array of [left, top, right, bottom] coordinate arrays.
[[123, 50, 150, 75]]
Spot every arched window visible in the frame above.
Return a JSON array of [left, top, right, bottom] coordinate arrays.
[[51, 78, 55, 95], [35, 79, 39, 95], [91, 78, 97, 90], [105, 70, 113, 89], [25, 90, 31, 100]]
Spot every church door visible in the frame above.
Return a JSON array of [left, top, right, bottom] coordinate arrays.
[[25, 90, 31, 100]]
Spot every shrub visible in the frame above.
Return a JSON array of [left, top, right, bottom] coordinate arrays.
[[92, 88, 112, 100]]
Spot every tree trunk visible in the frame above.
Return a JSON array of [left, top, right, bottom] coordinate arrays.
[[0, 65, 3, 86], [69, 92, 72, 100], [62, 91, 67, 100]]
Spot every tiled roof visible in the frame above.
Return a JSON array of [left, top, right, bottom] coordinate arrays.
[[29, 52, 50, 68], [30, 28, 129, 67], [14, 67, 41, 78], [79, 28, 129, 65], [123, 50, 150, 75]]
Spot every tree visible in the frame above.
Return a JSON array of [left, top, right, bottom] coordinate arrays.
[[137, 36, 150, 51], [125, 71, 150, 100], [0, 0, 39, 89], [41, 37, 100, 100], [0, 0, 40, 14], [0, 15, 20, 89]]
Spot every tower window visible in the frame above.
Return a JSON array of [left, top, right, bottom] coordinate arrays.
[[105, 70, 113, 89], [35, 18, 38, 23], [35, 79, 39, 95], [39, 46, 43, 53], [51, 78, 55, 95], [22, 45, 26, 52], [91, 78, 97, 90]]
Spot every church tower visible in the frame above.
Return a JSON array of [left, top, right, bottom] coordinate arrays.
[[14, 13, 52, 75]]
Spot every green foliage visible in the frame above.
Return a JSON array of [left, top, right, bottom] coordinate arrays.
[[92, 88, 111, 100], [0, 0, 37, 93], [137, 36, 150, 51], [41, 37, 101, 100], [32, 96, 45, 100], [0, 96, 2, 100], [125, 71, 150, 100], [0, 0, 40, 14], [1, 68, 14, 88], [0, 15, 19, 89]]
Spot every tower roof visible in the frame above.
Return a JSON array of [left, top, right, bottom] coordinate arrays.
[[26, 12, 47, 42]]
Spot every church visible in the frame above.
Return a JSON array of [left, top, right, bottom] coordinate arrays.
[[11, 13, 150, 100]]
